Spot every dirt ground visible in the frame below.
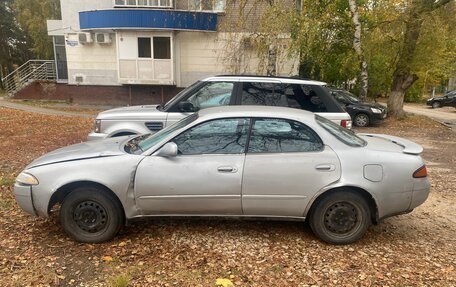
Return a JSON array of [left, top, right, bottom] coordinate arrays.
[[0, 107, 455, 287]]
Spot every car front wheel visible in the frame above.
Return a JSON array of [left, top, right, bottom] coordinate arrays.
[[432, 102, 441, 109], [354, 113, 370, 127], [309, 190, 371, 244], [60, 186, 124, 243]]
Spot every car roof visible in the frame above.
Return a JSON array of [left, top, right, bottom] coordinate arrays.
[[201, 75, 327, 86], [196, 105, 317, 121]]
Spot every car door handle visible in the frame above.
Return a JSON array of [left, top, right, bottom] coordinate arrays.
[[315, 164, 336, 171], [217, 166, 237, 173]]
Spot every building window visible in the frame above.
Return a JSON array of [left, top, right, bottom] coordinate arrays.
[[188, 0, 225, 12], [138, 38, 152, 58], [153, 37, 171, 59], [118, 33, 173, 84], [114, 0, 173, 8]]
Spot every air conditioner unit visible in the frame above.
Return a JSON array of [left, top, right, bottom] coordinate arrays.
[[78, 33, 93, 44], [96, 33, 112, 44]]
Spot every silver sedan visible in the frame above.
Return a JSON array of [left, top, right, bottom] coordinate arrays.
[[14, 106, 430, 244]]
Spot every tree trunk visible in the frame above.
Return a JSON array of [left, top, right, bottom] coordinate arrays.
[[387, 73, 419, 118], [387, 0, 452, 118], [267, 42, 277, 76], [348, 0, 368, 100]]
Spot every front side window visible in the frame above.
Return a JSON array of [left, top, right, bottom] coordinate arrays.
[[248, 118, 323, 153], [173, 118, 250, 155], [186, 82, 234, 109]]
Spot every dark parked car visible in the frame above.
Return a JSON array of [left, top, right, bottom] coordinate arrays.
[[329, 89, 387, 127], [426, 90, 456, 108]]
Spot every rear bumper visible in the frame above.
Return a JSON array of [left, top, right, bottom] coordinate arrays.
[[410, 179, 431, 210], [13, 183, 37, 216]]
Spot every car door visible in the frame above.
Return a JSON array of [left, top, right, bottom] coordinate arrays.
[[241, 118, 341, 217], [165, 81, 238, 127], [444, 93, 456, 107], [134, 118, 250, 215]]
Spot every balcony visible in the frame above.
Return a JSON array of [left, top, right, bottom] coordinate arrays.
[[79, 9, 217, 32]]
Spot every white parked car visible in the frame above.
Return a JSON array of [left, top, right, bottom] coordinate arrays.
[[88, 75, 352, 140], [15, 106, 429, 244]]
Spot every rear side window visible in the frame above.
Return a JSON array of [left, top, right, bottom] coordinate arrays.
[[248, 118, 323, 153], [240, 83, 329, 113], [240, 82, 288, 107], [316, 115, 366, 147], [276, 84, 328, 112]]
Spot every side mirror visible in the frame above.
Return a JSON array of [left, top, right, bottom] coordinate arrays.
[[154, 142, 178, 157], [178, 101, 197, 112]]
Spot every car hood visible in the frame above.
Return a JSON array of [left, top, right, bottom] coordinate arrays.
[[96, 105, 163, 120], [359, 133, 423, 155], [353, 101, 385, 110], [27, 137, 129, 169], [427, 96, 445, 101]]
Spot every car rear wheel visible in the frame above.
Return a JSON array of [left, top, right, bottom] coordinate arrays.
[[432, 102, 441, 109], [309, 190, 371, 244], [354, 113, 370, 127], [60, 186, 124, 243]]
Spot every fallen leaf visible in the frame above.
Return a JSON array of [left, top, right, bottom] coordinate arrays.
[[216, 278, 234, 287]]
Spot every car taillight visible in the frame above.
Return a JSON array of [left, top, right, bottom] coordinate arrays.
[[413, 165, 427, 178], [341, 120, 347, 128]]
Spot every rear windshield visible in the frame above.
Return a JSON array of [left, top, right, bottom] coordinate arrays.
[[316, 115, 366, 147]]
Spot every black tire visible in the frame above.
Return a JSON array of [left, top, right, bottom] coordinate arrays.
[[60, 186, 124, 243], [354, 113, 370, 127], [309, 190, 371, 244], [432, 102, 441, 109]]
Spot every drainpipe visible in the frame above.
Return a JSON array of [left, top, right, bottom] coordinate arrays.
[[161, 86, 164, 104], [129, 85, 132, 106]]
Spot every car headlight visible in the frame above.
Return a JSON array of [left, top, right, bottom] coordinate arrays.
[[371, 108, 382, 114], [16, 172, 39, 186], [94, 119, 101, 133]]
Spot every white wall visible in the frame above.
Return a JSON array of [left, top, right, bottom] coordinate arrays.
[[65, 33, 118, 85], [60, 0, 112, 31], [176, 32, 299, 87]]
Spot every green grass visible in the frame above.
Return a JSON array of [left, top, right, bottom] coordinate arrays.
[[0, 177, 15, 186], [109, 274, 130, 287]]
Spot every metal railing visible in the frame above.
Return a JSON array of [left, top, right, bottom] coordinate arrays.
[[1, 60, 56, 97]]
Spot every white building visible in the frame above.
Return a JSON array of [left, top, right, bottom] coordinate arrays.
[[47, 0, 299, 100]]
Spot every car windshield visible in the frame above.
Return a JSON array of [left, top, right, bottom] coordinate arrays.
[[125, 114, 198, 154], [161, 81, 202, 110], [316, 115, 366, 147], [340, 91, 360, 103]]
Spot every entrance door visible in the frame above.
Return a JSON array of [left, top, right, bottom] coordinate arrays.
[[53, 36, 68, 81]]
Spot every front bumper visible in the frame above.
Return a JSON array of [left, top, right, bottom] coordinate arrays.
[[370, 112, 387, 124], [87, 132, 109, 141], [13, 183, 37, 216]]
